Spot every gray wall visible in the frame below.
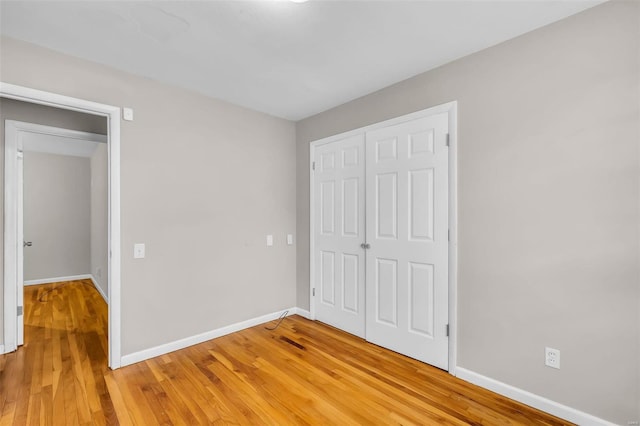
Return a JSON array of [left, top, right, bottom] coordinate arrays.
[[1, 1, 638, 424], [0, 98, 108, 135], [0, 35, 297, 356], [91, 143, 108, 299], [0, 98, 108, 343], [23, 152, 91, 281], [296, 1, 639, 424]]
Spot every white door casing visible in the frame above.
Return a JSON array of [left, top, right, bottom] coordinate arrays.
[[1, 82, 122, 369], [313, 134, 366, 338], [365, 112, 449, 369]]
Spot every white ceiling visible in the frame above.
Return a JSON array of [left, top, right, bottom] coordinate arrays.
[[0, 1, 605, 121]]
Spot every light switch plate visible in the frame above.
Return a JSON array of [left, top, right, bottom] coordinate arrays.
[[123, 107, 134, 121], [287, 234, 294, 245], [266, 235, 273, 246], [134, 243, 145, 259]]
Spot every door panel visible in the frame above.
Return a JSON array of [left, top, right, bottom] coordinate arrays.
[[342, 178, 359, 236], [314, 134, 366, 338], [320, 251, 335, 305], [376, 258, 397, 326], [409, 169, 434, 241], [342, 254, 359, 312], [409, 262, 434, 337], [320, 181, 335, 235], [365, 113, 449, 369], [376, 173, 397, 239], [17, 139, 24, 346]]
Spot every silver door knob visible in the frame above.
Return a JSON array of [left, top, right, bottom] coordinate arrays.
[[23, 241, 32, 247], [360, 243, 371, 249]]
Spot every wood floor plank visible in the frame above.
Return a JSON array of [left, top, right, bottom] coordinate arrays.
[[0, 280, 574, 425], [235, 329, 398, 424]]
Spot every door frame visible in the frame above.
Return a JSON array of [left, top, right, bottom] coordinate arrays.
[[6, 120, 108, 346], [309, 101, 458, 374], [1, 82, 122, 369]]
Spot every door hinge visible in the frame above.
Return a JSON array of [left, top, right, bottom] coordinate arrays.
[[17, 306, 23, 316], [446, 324, 449, 337], [312, 288, 316, 297], [312, 161, 316, 171], [445, 134, 450, 147]]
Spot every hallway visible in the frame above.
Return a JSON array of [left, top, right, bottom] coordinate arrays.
[[0, 280, 113, 423]]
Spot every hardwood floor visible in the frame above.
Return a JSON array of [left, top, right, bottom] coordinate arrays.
[[1, 280, 572, 425]]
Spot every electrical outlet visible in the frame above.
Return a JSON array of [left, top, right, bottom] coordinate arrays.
[[545, 347, 560, 369]]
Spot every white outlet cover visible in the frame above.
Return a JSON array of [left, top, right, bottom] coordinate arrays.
[[545, 347, 560, 369], [287, 234, 294, 245], [266, 235, 273, 246]]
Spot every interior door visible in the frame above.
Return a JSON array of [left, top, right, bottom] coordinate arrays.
[[365, 113, 449, 369], [17, 143, 24, 346], [313, 134, 366, 338]]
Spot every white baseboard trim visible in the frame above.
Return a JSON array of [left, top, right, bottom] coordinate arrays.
[[292, 307, 312, 319], [120, 308, 299, 367], [89, 275, 109, 304], [456, 367, 617, 426], [24, 274, 92, 286]]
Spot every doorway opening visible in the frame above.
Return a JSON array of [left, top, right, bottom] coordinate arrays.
[[9, 118, 107, 348], [1, 82, 121, 369]]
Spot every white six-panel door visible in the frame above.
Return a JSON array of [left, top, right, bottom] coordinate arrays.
[[313, 134, 366, 337], [365, 113, 449, 369], [312, 109, 450, 370]]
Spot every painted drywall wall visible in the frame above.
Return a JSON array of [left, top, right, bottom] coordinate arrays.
[[23, 152, 91, 281], [0, 98, 108, 344], [0, 98, 108, 135], [91, 143, 108, 299], [0, 36, 297, 356], [296, 1, 639, 424]]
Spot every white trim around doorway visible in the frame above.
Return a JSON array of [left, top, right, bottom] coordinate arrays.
[[1, 82, 122, 369]]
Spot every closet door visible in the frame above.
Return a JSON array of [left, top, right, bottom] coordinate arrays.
[[365, 113, 449, 369], [313, 134, 366, 338]]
